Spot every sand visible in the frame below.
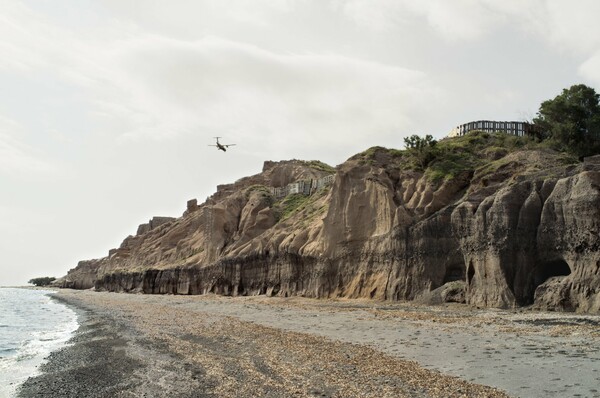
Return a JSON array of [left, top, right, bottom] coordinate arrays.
[[16, 290, 600, 398]]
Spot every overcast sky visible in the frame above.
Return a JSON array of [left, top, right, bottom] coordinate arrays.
[[2, 0, 600, 286]]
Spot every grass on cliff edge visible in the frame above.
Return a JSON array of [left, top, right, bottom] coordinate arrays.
[[353, 131, 579, 183], [273, 186, 330, 223], [301, 160, 336, 174]]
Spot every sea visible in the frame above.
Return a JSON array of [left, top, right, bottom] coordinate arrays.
[[0, 288, 79, 397]]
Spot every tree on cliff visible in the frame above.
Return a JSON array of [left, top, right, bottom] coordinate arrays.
[[403, 134, 438, 168], [28, 276, 56, 286], [534, 84, 600, 157]]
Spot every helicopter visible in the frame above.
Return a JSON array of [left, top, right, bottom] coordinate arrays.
[[209, 137, 236, 152]]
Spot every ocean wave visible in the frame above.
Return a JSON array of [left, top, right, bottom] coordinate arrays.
[[0, 289, 79, 397], [0, 347, 17, 357]]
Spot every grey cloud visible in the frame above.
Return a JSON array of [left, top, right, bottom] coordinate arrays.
[[0, 115, 58, 176], [580, 52, 600, 86], [108, 36, 442, 154]]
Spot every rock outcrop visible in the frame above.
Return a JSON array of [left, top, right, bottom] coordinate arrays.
[[60, 152, 600, 313]]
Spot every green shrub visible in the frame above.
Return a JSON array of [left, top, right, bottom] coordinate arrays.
[[483, 146, 509, 160], [303, 160, 336, 173], [424, 150, 474, 182], [244, 184, 271, 199], [244, 185, 275, 207], [275, 193, 311, 221], [28, 277, 56, 286]]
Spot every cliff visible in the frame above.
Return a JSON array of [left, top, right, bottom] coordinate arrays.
[[59, 136, 600, 313]]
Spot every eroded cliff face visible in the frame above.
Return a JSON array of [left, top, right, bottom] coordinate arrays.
[[60, 154, 600, 312]]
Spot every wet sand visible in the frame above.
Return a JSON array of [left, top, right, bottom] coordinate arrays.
[[17, 290, 600, 397]]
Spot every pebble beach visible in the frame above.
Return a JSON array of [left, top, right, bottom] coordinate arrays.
[[16, 290, 600, 398]]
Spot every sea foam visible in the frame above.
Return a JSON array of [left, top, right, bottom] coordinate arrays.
[[0, 288, 78, 397]]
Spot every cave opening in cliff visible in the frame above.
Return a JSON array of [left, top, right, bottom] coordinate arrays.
[[443, 264, 466, 284], [467, 265, 475, 286], [237, 283, 245, 295], [370, 287, 377, 298], [533, 259, 571, 288]]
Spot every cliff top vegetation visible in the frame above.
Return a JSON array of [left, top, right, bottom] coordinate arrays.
[[354, 84, 599, 183]]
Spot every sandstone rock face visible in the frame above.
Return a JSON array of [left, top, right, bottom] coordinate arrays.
[[60, 155, 600, 313], [61, 259, 106, 290]]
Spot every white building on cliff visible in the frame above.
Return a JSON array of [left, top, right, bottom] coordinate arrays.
[[270, 174, 335, 199], [448, 120, 540, 138]]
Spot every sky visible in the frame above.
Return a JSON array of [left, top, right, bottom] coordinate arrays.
[[1, 0, 600, 286]]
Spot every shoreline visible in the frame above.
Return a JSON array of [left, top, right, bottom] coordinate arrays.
[[0, 288, 78, 398], [16, 294, 143, 397], [17, 293, 211, 398], [16, 290, 513, 398]]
